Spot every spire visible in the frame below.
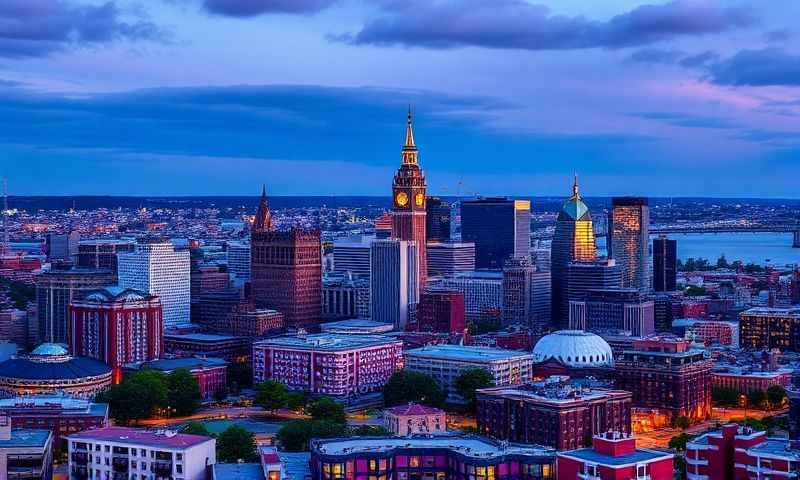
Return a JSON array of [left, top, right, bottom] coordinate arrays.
[[254, 184, 272, 232], [401, 108, 419, 165], [572, 173, 580, 199]]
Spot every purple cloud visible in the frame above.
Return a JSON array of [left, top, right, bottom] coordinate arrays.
[[201, 0, 336, 16], [335, 0, 756, 51], [0, 0, 167, 58], [710, 48, 800, 86]]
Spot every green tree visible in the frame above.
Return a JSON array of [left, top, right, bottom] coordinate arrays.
[[180, 421, 212, 437], [674, 455, 687, 480], [254, 380, 289, 412], [454, 368, 495, 411], [383, 370, 445, 407], [747, 390, 767, 409], [227, 362, 252, 391], [308, 397, 346, 425], [100, 369, 168, 425], [216, 425, 258, 463], [286, 391, 307, 412], [167, 369, 202, 416], [766, 385, 787, 409], [277, 420, 344, 452], [712, 387, 741, 407]]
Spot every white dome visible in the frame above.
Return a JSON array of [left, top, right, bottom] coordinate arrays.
[[532, 330, 614, 368]]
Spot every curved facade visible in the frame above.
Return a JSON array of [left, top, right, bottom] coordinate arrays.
[[532, 330, 614, 368], [0, 343, 112, 399]]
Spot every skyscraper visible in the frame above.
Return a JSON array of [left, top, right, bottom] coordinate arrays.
[[426, 241, 475, 277], [569, 288, 655, 337], [332, 235, 373, 278], [461, 198, 531, 269], [608, 197, 650, 291], [118, 237, 191, 328], [370, 239, 418, 329], [653, 235, 677, 292], [565, 259, 622, 327], [226, 240, 251, 285], [391, 111, 427, 288], [250, 187, 323, 330], [425, 196, 451, 243], [551, 176, 597, 328], [502, 256, 533, 328]]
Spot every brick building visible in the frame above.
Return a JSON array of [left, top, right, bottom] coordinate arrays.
[[0, 394, 108, 448], [477, 376, 632, 451], [557, 432, 673, 480], [414, 289, 466, 334], [739, 307, 800, 351]]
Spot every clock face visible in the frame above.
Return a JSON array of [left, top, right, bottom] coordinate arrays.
[[396, 192, 409, 207], [415, 193, 425, 206]]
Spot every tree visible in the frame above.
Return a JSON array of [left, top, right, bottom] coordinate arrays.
[[684, 285, 707, 297], [454, 368, 495, 411], [100, 369, 168, 425], [668, 433, 691, 451], [216, 425, 258, 463], [674, 455, 687, 480], [716, 255, 730, 269], [672, 416, 690, 430], [254, 381, 289, 412], [167, 369, 202, 416], [277, 420, 344, 452], [227, 362, 252, 391], [180, 421, 212, 437], [214, 385, 229, 403], [308, 397, 346, 425], [766, 385, 787, 410], [383, 370, 445, 407], [712, 387, 740, 407], [747, 389, 767, 409], [286, 391, 307, 412]]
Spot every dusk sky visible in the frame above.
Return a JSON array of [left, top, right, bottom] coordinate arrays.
[[1, 0, 799, 197]]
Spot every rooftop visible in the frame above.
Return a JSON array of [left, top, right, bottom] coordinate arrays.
[[0, 429, 52, 449], [478, 377, 629, 405], [68, 427, 213, 449], [320, 319, 394, 334], [0, 394, 108, 417], [213, 463, 265, 480], [385, 403, 444, 416], [405, 345, 534, 362], [312, 436, 553, 459], [164, 332, 242, 342], [558, 447, 672, 466], [749, 438, 800, 460], [741, 307, 800, 316], [132, 356, 227, 371], [254, 334, 401, 351]]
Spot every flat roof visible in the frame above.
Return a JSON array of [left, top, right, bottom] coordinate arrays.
[[749, 439, 800, 460], [0, 395, 108, 417], [164, 333, 242, 342], [741, 307, 800, 316], [213, 463, 265, 480], [405, 345, 534, 363], [0, 429, 51, 449], [254, 334, 401, 352], [279, 452, 311, 480], [320, 319, 394, 332], [313, 436, 552, 459], [68, 427, 213, 449], [132, 357, 227, 371], [558, 447, 672, 466], [477, 385, 629, 406]]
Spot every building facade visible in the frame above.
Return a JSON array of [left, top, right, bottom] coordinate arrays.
[[371, 239, 418, 330], [426, 197, 451, 243], [739, 307, 800, 351], [117, 237, 191, 328], [323, 273, 370, 320], [332, 236, 373, 278], [653, 236, 677, 292], [384, 403, 447, 436], [0, 416, 52, 480], [461, 198, 531, 270], [432, 272, 503, 323], [76, 239, 134, 273], [557, 432, 673, 480], [127, 356, 227, 400], [426, 242, 476, 277], [226, 240, 251, 284], [415, 289, 466, 334], [607, 197, 649, 291], [569, 289, 654, 337]]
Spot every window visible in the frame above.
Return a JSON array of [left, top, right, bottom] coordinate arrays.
[[636, 464, 647, 479], [410, 457, 420, 468], [584, 464, 597, 477]]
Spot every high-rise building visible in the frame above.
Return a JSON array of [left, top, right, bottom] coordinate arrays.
[[564, 259, 621, 328], [35, 268, 116, 344], [69, 287, 163, 381], [425, 196, 451, 243], [250, 187, 323, 330], [46, 231, 80, 263], [502, 256, 550, 333], [461, 198, 531, 269], [569, 288, 654, 337], [332, 235, 373, 278], [531, 271, 552, 333], [415, 289, 465, 334], [226, 240, 250, 285], [76, 239, 134, 273], [118, 237, 191, 328], [608, 197, 650, 291], [426, 241, 475, 277], [432, 271, 503, 323], [653, 235, 677, 292], [551, 177, 597, 328], [391, 111, 427, 288], [370, 239, 418, 329]]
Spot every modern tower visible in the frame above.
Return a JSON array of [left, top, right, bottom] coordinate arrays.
[[461, 198, 531, 269], [370, 239, 418, 330], [653, 235, 677, 292], [608, 197, 650, 291], [391, 111, 427, 289], [551, 176, 597, 328], [425, 196, 451, 243]]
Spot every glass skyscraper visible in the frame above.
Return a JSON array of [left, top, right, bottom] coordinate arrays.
[[460, 197, 531, 269], [653, 235, 677, 292], [608, 197, 650, 291]]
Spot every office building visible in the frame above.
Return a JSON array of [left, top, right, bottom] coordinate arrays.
[[557, 432, 673, 480], [310, 436, 555, 480], [564, 260, 622, 329], [118, 237, 191, 328], [607, 197, 650, 291], [163, 333, 251, 363], [461, 198, 531, 269], [126, 356, 227, 401], [0, 416, 53, 480], [35, 268, 116, 344], [76, 239, 134, 273], [252, 334, 402, 397], [190, 264, 229, 299], [0, 394, 108, 449], [226, 240, 251, 284], [671, 318, 739, 347], [46, 231, 80, 262], [415, 289, 466, 334], [384, 403, 446, 436], [404, 345, 535, 403], [739, 307, 800, 351], [711, 366, 792, 394], [323, 273, 370, 320], [615, 337, 712, 423], [67, 427, 216, 480], [426, 242, 475, 277], [332, 236, 373, 278], [551, 177, 597, 328], [477, 376, 631, 450], [569, 289, 654, 337], [69, 287, 163, 381], [425, 196, 451, 243], [0, 343, 112, 399], [433, 271, 503, 323], [391, 112, 428, 288], [0, 308, 28, 348], [502, 257, 550, 333], [653, 235, 677, 292], [370, 239, 418, 329]]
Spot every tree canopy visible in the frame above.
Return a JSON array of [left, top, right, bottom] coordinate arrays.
[[167, 369, 202, 416], [308, 397, 346, 425], [180, 421, 212, 437], [277, 420, 342, 452], [766, 385, 787, 409], [99, 369, 168, 425], [254, 380, 289, 412], [454, 368, 494, 411], [216, 425, 258, 463], [383, 370, 445, 407]]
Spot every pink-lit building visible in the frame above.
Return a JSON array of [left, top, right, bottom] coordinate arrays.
[[69, 287, 163, 383], [384, 403, 446, 436], [252, 333, 403, 397], [685, 424, 800, 480], [125, 356, 227, 400], [557, 432, 673, 480], [711, 367, 792, 395], [672, 319, 739, 347]]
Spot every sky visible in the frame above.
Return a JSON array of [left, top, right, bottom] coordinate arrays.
[[0, 0, 799, 197]]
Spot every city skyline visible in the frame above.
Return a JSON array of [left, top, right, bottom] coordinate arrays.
[[0, 1, 799, 197]]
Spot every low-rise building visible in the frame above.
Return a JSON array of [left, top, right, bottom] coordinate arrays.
[[404, 345, 535, 403], [67, 427, 216, 480], [319, 319, 394, 335], [164, 332, 252, 363], [383, 403, 446, 436], [557, 432, 673, 480], [711, 366, 792, 393], [0, 415, 53, 480], [126, 356, 227, 401], [739, 307, 800, 351], [671, 318, 739, 347]]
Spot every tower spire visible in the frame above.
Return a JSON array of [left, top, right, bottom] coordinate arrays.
[[401, 108, 418, 165], [254, 184, 272, 232], [571, 173, 580, 199]]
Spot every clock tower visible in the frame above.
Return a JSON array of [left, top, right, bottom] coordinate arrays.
[[392, 110, 427, 287]]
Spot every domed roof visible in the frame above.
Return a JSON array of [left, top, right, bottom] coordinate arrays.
[[532, 330, 614, 368], [30, 343, 69, 356], [0, 354, 111, 381]]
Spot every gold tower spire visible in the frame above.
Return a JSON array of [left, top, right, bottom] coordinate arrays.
[[401, 108, 418, 165]]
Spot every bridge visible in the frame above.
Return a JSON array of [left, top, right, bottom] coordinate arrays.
[[595, 223, 800, 248]]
